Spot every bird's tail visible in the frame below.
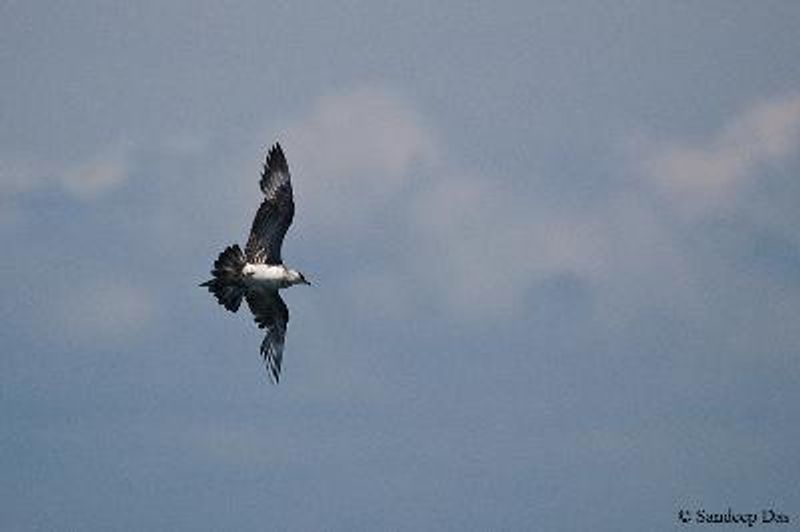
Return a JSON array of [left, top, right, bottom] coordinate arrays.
[[200, 244, 247, 312]]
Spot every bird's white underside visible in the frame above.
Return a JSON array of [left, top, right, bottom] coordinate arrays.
[[242, 263, 301, 290]]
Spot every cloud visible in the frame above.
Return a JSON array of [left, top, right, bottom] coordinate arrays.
[[282, 87, 800, 324], [406, 172, 611, 316], [640, 93, 800, 215], [272, 85, 609, 318], [281, 85, 439, 233], [251, 84, 677, 320], [181, 86, 799, 324], [61, 151, 129, 200], [0, 143, 131, 205]]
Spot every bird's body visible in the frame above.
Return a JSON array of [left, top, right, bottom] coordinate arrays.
[[200, 143, 309, 383], [242, 263, 302, 290]]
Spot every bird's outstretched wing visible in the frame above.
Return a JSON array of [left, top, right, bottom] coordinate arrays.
[[245, 143, 295, 265], [246, 290, 289, 383]]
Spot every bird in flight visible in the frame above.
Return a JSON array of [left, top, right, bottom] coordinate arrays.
[[200, 143, 310, 383]]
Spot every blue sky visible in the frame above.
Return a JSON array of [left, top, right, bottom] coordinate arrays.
[[2, 2, 800, 530]]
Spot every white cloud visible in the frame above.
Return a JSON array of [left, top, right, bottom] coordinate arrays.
[[61, 151, 129, 200], [407, 173, 610, 316], [238, 87, 800, 322], [0, 144, 131, 205], [281, 85, 439, 233], [641, 93, 800, 215], [274, 85, 610, 318]]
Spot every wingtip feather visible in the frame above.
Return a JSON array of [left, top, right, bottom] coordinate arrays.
[[264, 142, 288, 173]]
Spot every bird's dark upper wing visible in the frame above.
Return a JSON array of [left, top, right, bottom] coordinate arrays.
[[245, 143, 295, 265], [246, 290, 289, 383]]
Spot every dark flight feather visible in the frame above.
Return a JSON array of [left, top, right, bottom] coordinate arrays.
[[246, 290, 289, 382], [245, 143, 295, 265]]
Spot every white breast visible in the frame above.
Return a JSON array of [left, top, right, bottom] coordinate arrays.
[[242, 263, 288, 289]]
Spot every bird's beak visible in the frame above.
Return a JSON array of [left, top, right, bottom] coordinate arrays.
[[304, 278, 313, 286]]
